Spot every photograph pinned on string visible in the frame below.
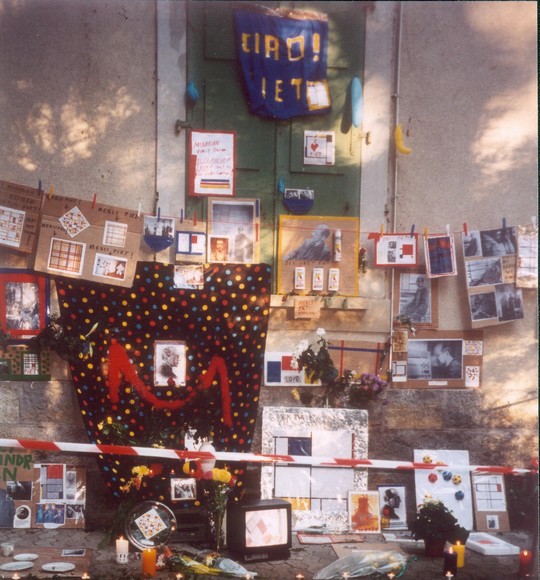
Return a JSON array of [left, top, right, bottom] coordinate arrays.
[[424, 234, 457, 277]]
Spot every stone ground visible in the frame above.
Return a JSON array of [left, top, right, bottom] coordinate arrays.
[[0, 526, 536, 579]]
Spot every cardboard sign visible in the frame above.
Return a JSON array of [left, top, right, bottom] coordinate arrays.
[[34, 194, 144, 287], [0, 180, 44, 253]]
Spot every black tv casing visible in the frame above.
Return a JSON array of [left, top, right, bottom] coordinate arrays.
[[226, 498, 292, 562]]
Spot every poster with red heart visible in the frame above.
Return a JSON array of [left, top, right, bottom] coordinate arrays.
[[304, 130, 335, 166]]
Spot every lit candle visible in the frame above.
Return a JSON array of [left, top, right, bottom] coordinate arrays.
[[443, 546, 458, 576], [452, 541, 465, 568], [445, 573, 454, 579], [142, 547, 157, 577], [12, 574, 21, 580], [81, 574, 91, 580], [116, 535, 129, 564], [519, 549, 533, 576], [175, 574, 184, 580], [295, 574, 305, 580]]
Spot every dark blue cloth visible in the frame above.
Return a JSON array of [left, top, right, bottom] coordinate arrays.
[[234, 8, 331, 119]]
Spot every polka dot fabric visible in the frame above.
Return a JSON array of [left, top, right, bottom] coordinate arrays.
[[56, 262, 271, 502]]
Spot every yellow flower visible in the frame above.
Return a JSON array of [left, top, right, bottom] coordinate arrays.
[[213, 468, 232, 484], [106, 416, 113, 425], [291, 388, 300, 401], [132, 465, 151, 476], [97, 421, 104, 431]]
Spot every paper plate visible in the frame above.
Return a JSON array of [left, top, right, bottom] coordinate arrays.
[[0, 561, 34, 571], [14, 553, 39, 561], [42, 562, 76, 572]]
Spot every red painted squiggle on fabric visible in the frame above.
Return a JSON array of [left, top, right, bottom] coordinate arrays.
[[107, 340, 232, 427]]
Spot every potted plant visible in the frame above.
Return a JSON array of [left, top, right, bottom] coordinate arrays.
[[409, 498, 470, 557]]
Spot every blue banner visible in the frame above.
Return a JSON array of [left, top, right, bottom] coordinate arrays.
[[234, 8, 331, 120]]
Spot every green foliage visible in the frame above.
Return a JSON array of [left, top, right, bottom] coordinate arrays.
[[409, 498, 470, 544]]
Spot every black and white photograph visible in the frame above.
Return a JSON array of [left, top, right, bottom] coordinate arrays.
[[466, 257, 503, 287], [6, 480, 32, 501], [480, 227, 517, 257], [66, 505, 85, 522], [398, 273, 432, 323], [171, 478, 197, 501], [469, 292, 498, 321], [495, 284, 524, 322], [154, 341, 186, 387], [284, 223, 333, 261], [407, 339, 463, 380], [462, 230, 482, 257], [62, 548, 86, 556], [143, 215, 175, 239]]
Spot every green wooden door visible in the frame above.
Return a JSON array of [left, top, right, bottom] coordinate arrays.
[[186, 1, 367, 285]]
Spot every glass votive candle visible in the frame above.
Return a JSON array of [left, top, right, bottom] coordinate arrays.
[[115, 536, 129, 564]]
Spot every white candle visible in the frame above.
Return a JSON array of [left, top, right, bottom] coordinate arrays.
[[116, 536, 129, 564]]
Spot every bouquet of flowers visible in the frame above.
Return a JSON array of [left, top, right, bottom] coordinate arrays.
[[347, 372, 388, 405], [292, 328, 339, 385], [291, 329, 389, 408], [183, 460, 237, 551]]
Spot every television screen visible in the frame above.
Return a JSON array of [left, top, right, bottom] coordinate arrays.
[[227, 499, 291, 561]]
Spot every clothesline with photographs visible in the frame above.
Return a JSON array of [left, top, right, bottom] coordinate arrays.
[[372, 223, 538, 328], [0, 180, 537, 306]]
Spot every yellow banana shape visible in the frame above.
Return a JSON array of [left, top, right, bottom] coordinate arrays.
[[395, 124, 412, 155]]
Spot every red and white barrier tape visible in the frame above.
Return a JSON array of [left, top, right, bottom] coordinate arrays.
[[0, 438, 531, 475]]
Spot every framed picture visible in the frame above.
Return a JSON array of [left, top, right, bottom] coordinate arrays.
[[0, 344, 51, 380], [175, 227, 207, 263], [394, 272, 438, 327], [153, 340, 186, 387], [303, 130, 335, 166], [392, 330, 483, 388], [207, 198, 260, 263], [373, 233, 419, 267], [471, 473, 510, 532], [0, 269, 49, 340], [348, 491, 381, 533], [171, 478, 197, 501], [188, 130, 235, 197], [377, 484, 407, 530], [261, 407, 368, 531], [207, 234, 231, 263], [278, 215, 359, 295], [424, 234, 457, 278]]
